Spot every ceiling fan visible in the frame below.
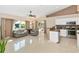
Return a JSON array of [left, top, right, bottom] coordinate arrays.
[[29, 11, 36, 18]]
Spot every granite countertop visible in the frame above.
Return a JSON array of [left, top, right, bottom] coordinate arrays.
[[49, 28, 59, 32]]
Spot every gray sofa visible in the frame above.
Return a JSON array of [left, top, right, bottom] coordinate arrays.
[[13, 30, 28, 38], [30, 29, 39, 36]]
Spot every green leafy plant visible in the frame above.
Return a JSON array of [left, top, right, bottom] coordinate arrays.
[[0, 39, 8, 53]]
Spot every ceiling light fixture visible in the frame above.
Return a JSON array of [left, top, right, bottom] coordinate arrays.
[[29, 11, 36, 18]]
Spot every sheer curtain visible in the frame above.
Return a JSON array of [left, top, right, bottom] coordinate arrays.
[[1, 18, 14, 38]]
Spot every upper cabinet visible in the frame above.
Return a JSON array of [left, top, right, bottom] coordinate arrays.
[[55, 17, 77, 25], [55, 18, 66, 25]]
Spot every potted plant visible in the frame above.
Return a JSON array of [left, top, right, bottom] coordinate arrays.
[[0, 38, 8, 53]]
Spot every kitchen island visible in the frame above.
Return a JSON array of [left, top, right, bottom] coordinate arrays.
[[49, 30, 60, 43]]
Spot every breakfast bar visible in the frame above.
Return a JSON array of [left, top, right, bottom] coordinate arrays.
[[49, 28, 60, 43]]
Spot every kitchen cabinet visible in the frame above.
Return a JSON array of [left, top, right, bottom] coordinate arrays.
[[77, 30, 79, 48], [55, 19, 66, 25], [49, 31, 59, 43], [76, 17, 79, 25], [60, 29, 68, 37], [55, 17, 77, 25]]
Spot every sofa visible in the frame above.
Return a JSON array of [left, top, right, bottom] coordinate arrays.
[[30, 29, 39, 36], [13, 30, 28, 38]]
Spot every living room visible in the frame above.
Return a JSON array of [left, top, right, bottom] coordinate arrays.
[[0, 5, 79, 53]]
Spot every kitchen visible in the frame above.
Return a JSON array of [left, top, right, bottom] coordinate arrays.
[[46, 5, 79, 48], [49, 14, 79, 48]]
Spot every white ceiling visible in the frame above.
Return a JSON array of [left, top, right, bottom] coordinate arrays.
[[0, 5, 71, 17]]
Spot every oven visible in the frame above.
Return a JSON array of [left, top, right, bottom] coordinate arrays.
[[68, 30, 76, 36], [68, 29, 76, 38], [66, 21, 76, 38]]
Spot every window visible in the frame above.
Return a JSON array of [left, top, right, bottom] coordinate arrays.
[[13, 21, 26, 30]]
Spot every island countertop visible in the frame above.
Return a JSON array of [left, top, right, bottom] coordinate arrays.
[[49, 30, 60, 43]]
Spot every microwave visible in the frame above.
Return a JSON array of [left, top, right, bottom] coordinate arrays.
[[66, 21, 76, 25]]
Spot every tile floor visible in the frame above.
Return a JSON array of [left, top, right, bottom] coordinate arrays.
[[5, 32, 79, 53]]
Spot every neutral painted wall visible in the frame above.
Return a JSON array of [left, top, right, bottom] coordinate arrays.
[[0, 13, 27, 21], [0, 13, 78, 32], [45, 14, 78, 29], [46, 17, 55, 28], [35, 14, 77, 29]]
